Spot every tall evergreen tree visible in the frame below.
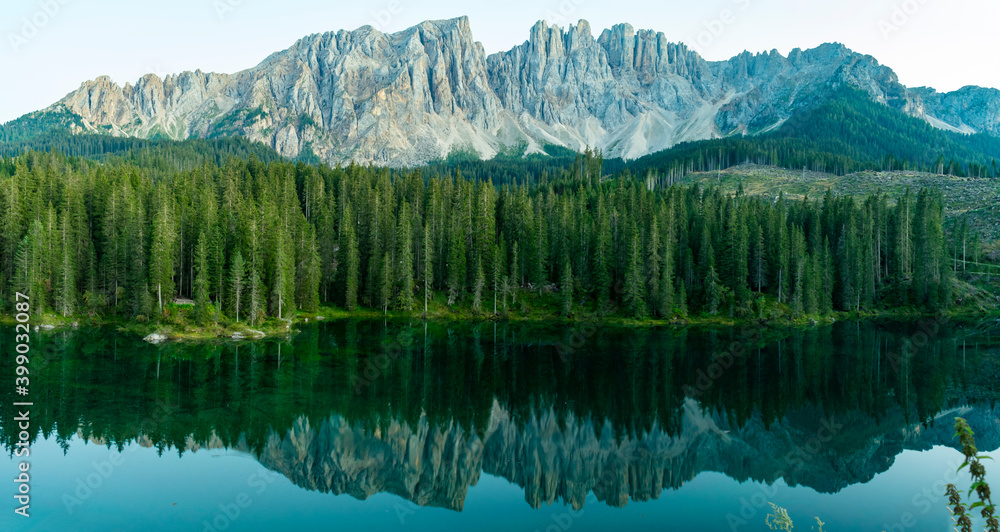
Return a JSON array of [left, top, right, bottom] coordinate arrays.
[[396, 203, 414, 311], [230, 249, 245, 322], [342, 204, 359, 311], [194, 231, 210, 324], [561, 251, 574, 317], [149, 194, 176, 312], [56, 208, 75, 317], [624, 232, 646, 317], [423, 222, 432, 314], [379, 252, 392, 314]]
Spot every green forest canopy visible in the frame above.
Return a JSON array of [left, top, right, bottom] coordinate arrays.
[[0, 147, 973, 323]]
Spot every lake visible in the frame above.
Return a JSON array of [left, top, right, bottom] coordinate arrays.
[[2, 319, 999, 531]]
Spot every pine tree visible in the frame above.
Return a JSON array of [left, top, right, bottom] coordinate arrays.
[[624, 232, 646, 317], [472, 257, 485, 313], [149, 195, 176, 313], [298, 226, 321, 312], [646, 214, 660, 311], [379, 252, 392, 314], [342, 204, 359, 311], [395, 203, 415, 311], [705, 265, 722, 316], [125, 193, 150, 318], [792, 261, 805, 317], [805, 254, 820, 315], [271, 231, 293, 320], [423, 222, 432, 314], [896, 189, 913, 286], [593, 194, 612, 309], [249, 268, 263, 326], [733, 211, 750, 312], [209, 226, 225, 316], [751, 224, 767, 292], [194, 231, 211, 324], [492, 243, 502, 315], [510, 241, 520, 305], [56, 209, 75, 317], [0, 176, 23, 304], [531, 206, 548, 294], [446, 216, 466, 306], [658, 241, 674, 318], [837, 223, 854, 311], [561, 252, 574, 317], [677, 280, 688, 317], [230, 249, 245, 322], [822, 238, 834, 315], [776, 215, 790, 304], [14, 220, 45, 314], [248, 224, 264, 325]]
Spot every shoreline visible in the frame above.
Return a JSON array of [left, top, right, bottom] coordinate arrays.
[[3, 304, 996, 343]]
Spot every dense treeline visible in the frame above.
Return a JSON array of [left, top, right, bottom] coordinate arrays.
[[421, 143, 628, 186], [0, 132, 284, 172], [630, 87, 1000, 179], [0, 131, 625, 187], [0, 149, 962, 323]]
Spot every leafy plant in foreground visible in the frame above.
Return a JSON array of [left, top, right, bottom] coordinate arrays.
[[946, 417, 999, 532]]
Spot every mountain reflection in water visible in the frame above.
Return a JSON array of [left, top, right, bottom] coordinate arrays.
[[2, 319, 998, 512]]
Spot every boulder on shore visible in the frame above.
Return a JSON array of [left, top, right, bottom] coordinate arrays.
[[144, 333, 168, 344]]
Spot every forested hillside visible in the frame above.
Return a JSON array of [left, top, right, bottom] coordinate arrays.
[[0, 132, 284, 173], [629, 88, 1000, 180], [0, 147, 974, 326]]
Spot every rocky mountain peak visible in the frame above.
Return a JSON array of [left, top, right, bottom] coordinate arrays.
[[35, 17, 1000, 166]]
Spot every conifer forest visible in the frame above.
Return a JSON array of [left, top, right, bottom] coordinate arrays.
[[0, 147, 967, 324]]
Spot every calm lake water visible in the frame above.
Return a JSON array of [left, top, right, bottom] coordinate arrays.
[[2, 319, 999, 531]]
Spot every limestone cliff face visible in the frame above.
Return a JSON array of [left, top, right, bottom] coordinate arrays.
[[46, 17, 1000, 166], [247, 400, 1000, 511], [910, 86, 1000, 135]]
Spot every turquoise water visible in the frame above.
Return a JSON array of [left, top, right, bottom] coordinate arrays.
[[2, 320, 998, 531]]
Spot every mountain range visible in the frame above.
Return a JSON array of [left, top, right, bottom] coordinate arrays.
[[6, 16, 1000, 167], [243, 400, 1000, 511]]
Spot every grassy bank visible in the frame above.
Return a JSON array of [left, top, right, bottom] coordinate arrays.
[[4, 284, 997, 343]]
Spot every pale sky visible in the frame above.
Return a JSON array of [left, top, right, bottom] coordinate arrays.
[[2, 0, 998, 124]]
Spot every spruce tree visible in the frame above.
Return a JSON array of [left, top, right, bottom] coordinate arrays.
[[677, 280, 688, 317], [593, 195, 612, 310], [14, 220, 45, 314], [472, 257, 485, 313], [230, 249, 245, 322], [298, 226, 321, 312], [194, 232, 211, 324], [56, 209, 75, 317], [733, 211, 750, 313], [149, 196, 176, 313], [447, 217, 466, 305], [658, 242, 674, 318], [624, 232, 646, 317], [271, 232, 293, 320], [248, 223, 264, 326], [342, 204, 359, 311], [423, 222, 432, 314], [705, 265, 722, 316], [379, 252, 392, 314], [751, 224, 767, 292], [396, 204, 414, 311], [561, 252, 573, 317]]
